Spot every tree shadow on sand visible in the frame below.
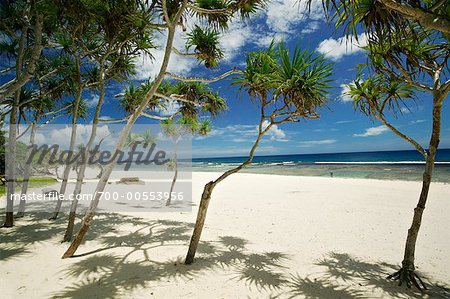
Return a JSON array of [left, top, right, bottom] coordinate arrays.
[[0, 200, 151, 261], [51, 220, 291, 298], [286, 252, 450, 299]]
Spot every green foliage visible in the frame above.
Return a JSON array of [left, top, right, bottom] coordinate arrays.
[[233, 41, 333, 119], [186, 25, 224, 68], [346, 75, 416, 118], [275, 43, 333, 114], [318, 0, 450, 38], [194, 0, 230, 29]]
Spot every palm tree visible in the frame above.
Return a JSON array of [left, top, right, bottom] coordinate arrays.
[[185, 41, 333, 264], [345, 25, 449, 290]]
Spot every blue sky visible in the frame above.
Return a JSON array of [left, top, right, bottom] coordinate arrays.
[[3, 0, 449, 158]]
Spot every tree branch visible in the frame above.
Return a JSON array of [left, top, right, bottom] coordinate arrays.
[[377, 0, 450, 35], [172, 47, 197, 57], [376, 113, 427, 158], [154, 92, 202, 106], [99, 117, 130, 123], [42, 103, 73, 116], [187, 3, 231, 15], [165, 68, 242, 83], [0, 66, 15, 75]]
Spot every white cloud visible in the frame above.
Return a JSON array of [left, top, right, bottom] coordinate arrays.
[[135, 28, 198, 80], [410, 119, 425, 125], [155, 101, 182, 117], [301, 21, 320, 34], [317, 33, 367, 61], [353, 125, 389, 137], [133, 1, 327, 79], [27, 125, 115, 149], [86, 94, 99, 108], [219, 20, 253, 61], [335, 120, 352, 124], [262, 120, 288, 142], [298, 139, 336, 147], [99, 116, 114, 121], [338, 84, 353, 102], [266, 0, 323, 34]]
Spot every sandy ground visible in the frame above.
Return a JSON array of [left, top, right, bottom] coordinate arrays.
[[1, 172, 449, 298]]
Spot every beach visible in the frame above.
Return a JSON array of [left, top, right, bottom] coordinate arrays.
[[1, 172, 449, 298]]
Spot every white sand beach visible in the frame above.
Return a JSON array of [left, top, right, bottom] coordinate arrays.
[[1, 172, 449, 298]]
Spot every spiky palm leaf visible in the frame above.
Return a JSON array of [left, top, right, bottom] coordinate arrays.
[[186, 25, 224, 68]]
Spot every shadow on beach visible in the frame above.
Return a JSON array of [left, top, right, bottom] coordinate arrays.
[[1, 204, 449, 298]]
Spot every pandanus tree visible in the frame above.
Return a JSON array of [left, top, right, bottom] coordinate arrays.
[[345, 26, 449, 289], [62, 0, 267, 258], [62, 0, 157, 242], [14, 52, 79, 218], [0, 0, 60, 227], [15, 97, 73, 218], [49, 1, 111, 220], [185, 42, 333, 264]]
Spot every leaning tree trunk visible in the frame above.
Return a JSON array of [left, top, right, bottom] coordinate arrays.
[[50, 59, 82, 220], [16, 119, 38, 218], [62, 65, 105, 242], [388, 96, 443, 290], [61, 19, 181, 258], [185, 117, 268, 264]]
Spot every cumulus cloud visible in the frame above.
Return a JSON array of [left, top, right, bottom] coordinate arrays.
[[353, 125, 389, 137], [317, 33, 367, 61], [338, 84, 353, 102], [262, 120, 288, 142], [154, 101, 182, 117], [134, 1, 327, 79], [24, 125, 115, 149], [86, 94, 99, 108], [135, 30, 198, 80], [298, 139, 336, 147], [266, 0, 323, 34]]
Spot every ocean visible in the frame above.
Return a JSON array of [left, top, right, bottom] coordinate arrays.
[[191, 149, 450, 183]]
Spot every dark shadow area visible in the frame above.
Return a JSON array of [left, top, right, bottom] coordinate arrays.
[[286, 252, 450, 299]]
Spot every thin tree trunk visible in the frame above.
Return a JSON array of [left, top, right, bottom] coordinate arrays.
[[0, 14, 43, 102], [185, 115, 269, 264], [2, 27, 27, 228], [16, 119, 38, 217], [3, 92, 19, 227], [398, 97, 442, 280], [62, 62, 105, 242], [61, 7, 185, 257], [166, 152, 177, 206], [50, 58, 82, 220], [387, 91, 445, 289]]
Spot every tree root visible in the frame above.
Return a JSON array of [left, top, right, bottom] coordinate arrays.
[[387, 267, 427, 291]]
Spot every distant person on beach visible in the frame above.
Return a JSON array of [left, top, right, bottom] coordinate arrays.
[[330, 172, 333, 178]]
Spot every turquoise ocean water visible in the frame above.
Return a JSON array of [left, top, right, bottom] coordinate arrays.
[[191, 149, 450, 182]]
